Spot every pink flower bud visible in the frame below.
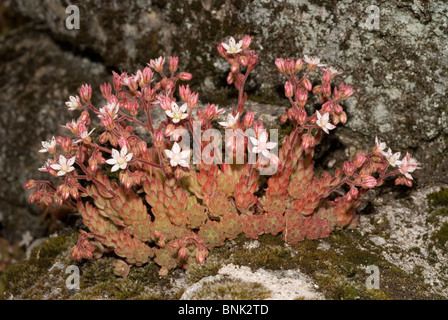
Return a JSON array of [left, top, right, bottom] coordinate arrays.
[[187, 92, 199, 109], [230, 61, 239, 73], [253, 121, 264, 137], [295, 58, 303, 72], [178, 247, 188, 259], [285, 59, 295, 74], [354, 153, 367, 168], [100, 83, 112, 99], [275, 58, 286, 73], [154, 130, 164, 148], [243, 111, 255, 128], [125, 100, 139, 116], [159, 96, 172, 111], [89, 157, 98, 172], [296, 88, 308, 107], [301, 133, 315, 150], [217, 43, 227, 58], [350, 186, 359, 198], [334, 104, 343, 114], [61, 137, 72, 153], [322, 101, 334, 113], [226, 72, 234, 85], [100, 113, 115, 130], [79, 84, 92, 102], [179, 72, 192, 81], [179, 85, 191, 102], [341, 84, 354, 99], [303, 78, 312, 91], [112, 71, 123, 91], [241, 35, 251, 49], [118, 136, 129, 150], [322, 83, 331, 97], [24, 180, 36, 190], [169, 56, 179, 73], [332, 114, 340, 126], [322, 70, 331, 84], [280, 113, 288, 123], [174, 168, 184, 180], [343, 161, 356, 176], [339, 111, 347, 124], [284, 81, 293, 98], [361, 175, 377, 189], [240, 55, 249, 67], [297, 109, 307, 125], [312, 85, 322, 95]]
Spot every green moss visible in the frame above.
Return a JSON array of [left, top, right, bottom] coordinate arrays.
[[428, 188, 448, 208], [432, 222, 448, 248], [188, 277, 271, 300]]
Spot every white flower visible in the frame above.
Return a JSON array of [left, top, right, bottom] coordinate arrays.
[[374, 136, 387, 154], [304, 55, 326, 68], [399, 153, 420, 180], [327, 66, 342, 77], [249, 131, 277, 158], [221, 37, 243, 54], [219, 112, 240, 129], [316, 111, 336, 134], [50, 155, 76, 176], [39, 136, 56, 153], [382, 148, 402, 167], [99, 102, 120, 119], [164, 142, 190, 168], [38, 160, 52, 172], [106, 145, 133, 172], [18, 231, 33, 248], [74, 128, 95, 144], [165, 102, 188, 123], [65, 96, 82, 111]]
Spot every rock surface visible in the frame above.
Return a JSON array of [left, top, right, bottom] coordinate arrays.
[[0, 0, 447, 300]]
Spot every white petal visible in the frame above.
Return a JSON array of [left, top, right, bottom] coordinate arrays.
[[67, 156, 76, 166], [219, 122, 228, 127], [111, 164, 120, 172], [178, 160, 190, 168], [262, 150, 271, 158], [165, 110, 174, 118], [120, 163, 127, 170], [221, 43, 230, 51], [164, 150, 173, 159], [67, 166, 75, 173], [259, 131, 268, 144], [252, 146, 260, 153], [172, 142, 181, 154], [172, 118, 180, 123], [179, 149, 191, 160], [121, 145, 128, 157], [180, 103, 188, 113], [181, 113, 188, 120], [326, 123, 336, 130], [266, 142, 277, 149], [50, 164, 61, 171], [249, 136, 259, 146], [59, 155, 67, 166], [57, 170, 66, 176], [125, 153, 133, 161], [170, 159, 178, 167], [316, 111, 322, 120], [106, 159, 117, 165], [112, 149, 120, 159], [323, 128, 329, 134]]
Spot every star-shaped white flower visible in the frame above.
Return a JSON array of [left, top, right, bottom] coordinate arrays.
[[99, 102, 119, 119], [249, 131, 277, 158], [106, 145, 133, 172], [304, 55, 326, 68], [327, 66, 343, 77], [316, 111, 336, 134], [18, 231, 33, 247], [50, 155, 76, 176], [382, 148, 402, 167], [221, 37, 243, 54], [219, 112, 240, 129], [165, 102, 188, 123], [39, 136, 56, 153], [65, 95, 82, 111], [164, 142, 190, 168], [399, 153, 420, 180]]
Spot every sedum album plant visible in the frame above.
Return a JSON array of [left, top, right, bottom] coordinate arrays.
[[25, 35, 420, 277]]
